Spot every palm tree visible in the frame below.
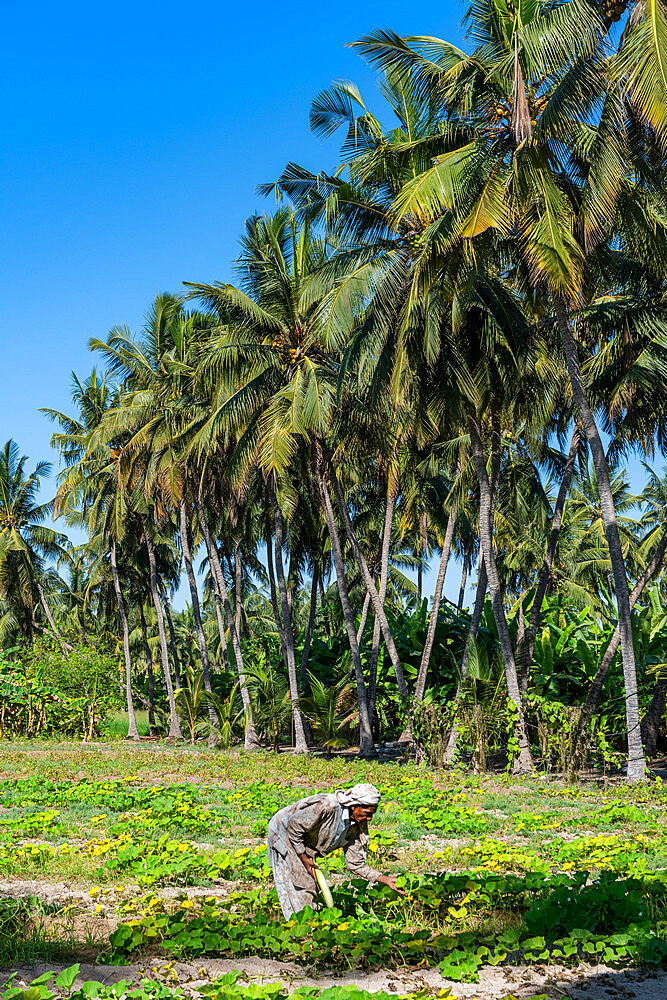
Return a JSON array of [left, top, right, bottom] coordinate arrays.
[[351, 0, 667, 779], [136, 599, 157, 733], [0, 440, 70, 648], [177, 489, 218, 741], [188, 209, 373, 754], [139, 512, 182, 740], [269, 67, 463, 707], [298, 673, 355, 756], [87, 297, 204, 740], [194, 476, 260, 749], [413, 457, 466, 705], [515, 424, 583, 688], [109, 533, 140, 739], [47, 373, 141, 739], [279, 49, 558, 765], [571, 464, 667, 758]]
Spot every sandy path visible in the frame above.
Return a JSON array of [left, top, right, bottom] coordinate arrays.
[[3, 956, 667, 999], [2, 880, 667, 998]]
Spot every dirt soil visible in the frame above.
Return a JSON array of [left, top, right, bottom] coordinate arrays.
[[0, 879, 230, 905], [2, 877, 667, 999], [3, 957, 667, 1000]]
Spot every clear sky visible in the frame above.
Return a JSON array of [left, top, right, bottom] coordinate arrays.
[[0, 0, 467, 607], [0, 1, 652, 610], [0, 0, 464, 468]]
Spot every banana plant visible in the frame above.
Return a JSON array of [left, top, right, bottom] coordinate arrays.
[[531, 599, 607, 700], [636, 584, 667, 680]]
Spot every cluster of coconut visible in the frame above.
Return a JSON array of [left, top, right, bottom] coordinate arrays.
[[599, 0, 628, 23]]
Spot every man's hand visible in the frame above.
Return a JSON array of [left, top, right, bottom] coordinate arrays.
[[299, 853, 319, 878], [375, 874, 407, 896]]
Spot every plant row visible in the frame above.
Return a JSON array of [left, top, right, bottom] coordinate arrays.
[[106, 871, 667, 980]]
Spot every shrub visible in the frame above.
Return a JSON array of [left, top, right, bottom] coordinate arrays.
[[0, 640, 120, 738]]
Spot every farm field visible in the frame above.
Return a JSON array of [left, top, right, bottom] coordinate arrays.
[[4, 0, 667, 997], [0, 746, 666, 1000]]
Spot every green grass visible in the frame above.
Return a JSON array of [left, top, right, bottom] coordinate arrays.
[[100, 710, 151, 739], [0, 898, 87, 967], [0, 749, 664, 876]]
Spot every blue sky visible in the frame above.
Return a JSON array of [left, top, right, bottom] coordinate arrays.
[[1, 0, 464, 460], [0, 1, 653, 610], [0, 0, 467, 606]]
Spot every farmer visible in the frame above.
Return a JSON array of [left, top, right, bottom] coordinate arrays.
[[267, 782, 404, 919]]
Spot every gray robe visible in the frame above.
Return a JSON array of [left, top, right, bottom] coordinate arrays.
[[267, 792, 381, 918]]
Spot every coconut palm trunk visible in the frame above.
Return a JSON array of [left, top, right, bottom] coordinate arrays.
[[179, 498, 218, 740], [196, 490, 260, 750], [557, 302, 645, 782], [142, 522, 181, 741], [357, 590, 372, 645], [413, 508, 457, 705], [286, 550, 296, 618], [269, 484, 308, 753], [417, 511, 428, 602], [463, 555, 488, 678], [265, 511, 290, 667], [234, 540, 243, 642], [573, 524, 667, 761], [138, 602, 155, 734], [457, 548, 470, 611], [326, 453, 408, 701], [318, 573, 332, 637], [446, 451, 497, 763], [212, 588, 232, 671], [369, 480, 399, 721], [518, 424, 581, 691], [199, 541, 232, 672], [110, 538, 140, 741], [299, 561, 319, 687], [443, 552, 488, 764], [159, 583, 182, 690], [315, 456, 375, 757], [35, 581, 72, 653], [516, 596, 526, 648], [469, 418, 533, 774]]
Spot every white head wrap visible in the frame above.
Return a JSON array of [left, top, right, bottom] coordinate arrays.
[[336, 783, 381, 808]]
